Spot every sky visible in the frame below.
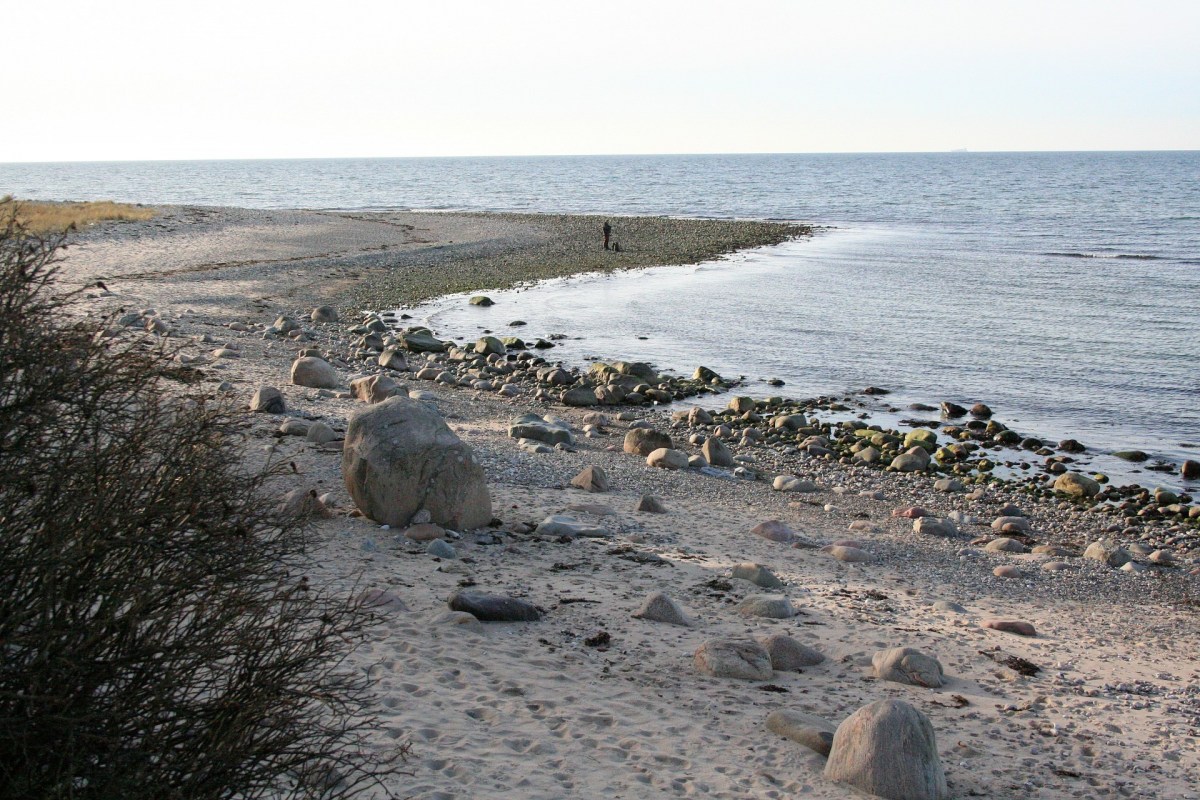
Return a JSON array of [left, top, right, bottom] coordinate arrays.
[[6, 0, 1198, 161]]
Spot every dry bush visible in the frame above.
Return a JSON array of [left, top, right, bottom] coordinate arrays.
[[0, 217, 397, 798], [0, 195, 155, 234]]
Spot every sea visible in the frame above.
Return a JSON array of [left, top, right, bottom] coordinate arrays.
[[3, 152, 1198, 490]]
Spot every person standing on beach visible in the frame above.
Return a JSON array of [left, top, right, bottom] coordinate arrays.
[[602, 220, 612, 250]]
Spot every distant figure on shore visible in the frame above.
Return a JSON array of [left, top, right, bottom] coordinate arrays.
[[602, 221, 612, 250]]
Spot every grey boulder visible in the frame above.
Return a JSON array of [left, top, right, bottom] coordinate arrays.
[[737, 594, 798, 619], [448, 590, 541, 622], [757, 633, 824, 670], [631, 592, 692, 626], [824, 699, 948, 800], [290, 356, 341, 389], [766, 710, 836, 756], [342, 396, 491, 529], [249, 386, 286, 414], [694, 638, 773, 680], [872, 647, 945, 688], [731, 562, 785, 589]]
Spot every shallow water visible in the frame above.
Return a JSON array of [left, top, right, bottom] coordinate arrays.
[[414, 222, 1200, 491], [5, 151, 1198, 489]]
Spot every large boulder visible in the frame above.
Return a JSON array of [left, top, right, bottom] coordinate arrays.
[[824, 699, 948, 800], [290, 357, 341, 389], [342, 396, 491, 529]]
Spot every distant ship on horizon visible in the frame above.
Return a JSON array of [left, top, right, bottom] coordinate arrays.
[[951, 148, 970, 153]]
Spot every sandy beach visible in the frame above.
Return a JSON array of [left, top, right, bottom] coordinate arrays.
[[58, 207, 1200, 800]]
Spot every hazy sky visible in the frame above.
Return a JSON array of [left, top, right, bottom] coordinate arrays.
[[7, 0, 1197, 161]]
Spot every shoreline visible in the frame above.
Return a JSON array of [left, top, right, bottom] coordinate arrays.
[[49, 204, 1200, 798], [62, 205, 1199, 504]]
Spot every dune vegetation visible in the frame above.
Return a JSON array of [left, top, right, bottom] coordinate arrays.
[[0, 196, 155, 233]]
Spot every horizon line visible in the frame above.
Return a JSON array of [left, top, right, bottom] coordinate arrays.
[[3, 148, 1199, 166]]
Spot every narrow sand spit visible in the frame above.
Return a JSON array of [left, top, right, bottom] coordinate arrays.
[[58, 209, 1199, 800]]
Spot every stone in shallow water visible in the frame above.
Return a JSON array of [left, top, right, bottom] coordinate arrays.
[[1053, 472, 1100, 498], [448, 590, 541, 622]]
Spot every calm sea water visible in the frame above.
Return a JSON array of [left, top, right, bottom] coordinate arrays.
[[3, 152, 1198, 488]]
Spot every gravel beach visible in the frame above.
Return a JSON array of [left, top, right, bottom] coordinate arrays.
[[54, 206, 1200, 800]]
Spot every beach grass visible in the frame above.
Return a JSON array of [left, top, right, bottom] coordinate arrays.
[[1, 196, 155, 234]]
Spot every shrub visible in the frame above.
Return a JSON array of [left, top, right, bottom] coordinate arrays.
[[0, 217, 396, 798]]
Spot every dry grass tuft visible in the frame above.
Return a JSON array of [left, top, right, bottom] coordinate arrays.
[[0, 195, 155, 233]]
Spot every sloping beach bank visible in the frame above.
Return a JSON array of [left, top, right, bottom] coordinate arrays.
[[56, 207, 1200, 799]]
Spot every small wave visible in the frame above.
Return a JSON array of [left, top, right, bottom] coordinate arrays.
[[1043, 251, 1163, 261]]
